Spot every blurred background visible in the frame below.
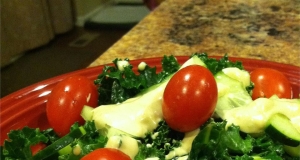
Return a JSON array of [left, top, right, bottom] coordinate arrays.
[[1, 0, 162, 98]]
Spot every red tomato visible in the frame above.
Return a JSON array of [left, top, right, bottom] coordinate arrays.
[[81, 148, 131, 160], [162, 65, 218, 132], [46, 75, 98, 136], [30, 143, 47, 156], [250, 68, 292, 100]]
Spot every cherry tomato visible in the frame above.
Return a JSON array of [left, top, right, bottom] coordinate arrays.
[[46, 75, 98, 136], [81, 148, 131, 160], [30, 143, 47, 156], [250, 68, 292, 100], [162, 65, 218, 132]]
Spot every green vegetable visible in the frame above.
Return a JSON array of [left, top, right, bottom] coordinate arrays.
[[214, 69, 253, 117], [32, 125, 87, 160], [2, 127, 51, 159], [265, 113, 300, 147], [283, 145, 300, 157], [94, 55, 180, 105], [2, 121, 106, 160], [134, 121, 184, 160], [192, 53, 244, 75], [58, 121, 108, 160], [188, 120, 290, 159], [81, 105, 94, 121], [188, 120, 253, 159]]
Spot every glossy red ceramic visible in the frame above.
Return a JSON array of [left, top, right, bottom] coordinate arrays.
[[1, 56, 300, 145]]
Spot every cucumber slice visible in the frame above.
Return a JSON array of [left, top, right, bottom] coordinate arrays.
[[283, 145, 300, 157], [32, 126, 86, 160], [58, 145, 72, 155], [222, 67, 250, 88], [265, 114, 300, 147], [180, 55, 206, 68], [81, 105, 94, 121]]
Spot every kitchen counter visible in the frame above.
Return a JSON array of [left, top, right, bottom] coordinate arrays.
[[89, 0, 300, 67]]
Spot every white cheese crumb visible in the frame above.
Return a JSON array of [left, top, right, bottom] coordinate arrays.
[[117, 60, 130, 71], [151, 132, 159, 139], [138, 61, 147, 71], [146, 143, 152, 148]]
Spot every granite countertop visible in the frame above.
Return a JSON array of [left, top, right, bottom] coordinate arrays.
[[89, 0, 300, 67]]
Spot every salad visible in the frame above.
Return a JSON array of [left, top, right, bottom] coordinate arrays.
[[1, 53, 300, 160]]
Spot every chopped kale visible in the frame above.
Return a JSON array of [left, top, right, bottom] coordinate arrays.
[[192, 52, 244, 75], [134, 121, 184, 160], [2, 127, 56, 159], [58, 121, 107, 160], [94, 55, 180, 105], [188, 120, 292, 160]]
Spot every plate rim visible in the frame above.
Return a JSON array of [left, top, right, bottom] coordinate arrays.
[[1, 55, 299, 101]]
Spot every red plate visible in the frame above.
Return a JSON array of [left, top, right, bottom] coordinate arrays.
[[1, 56, 300, 145]]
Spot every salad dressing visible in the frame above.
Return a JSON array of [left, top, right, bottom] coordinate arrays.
[[165, 128, 199, 159], [92, 81, 168, 138], [105, 135, 139, 159], [222, 97, 300, 133]]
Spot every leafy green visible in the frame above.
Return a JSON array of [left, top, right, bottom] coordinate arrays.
[[58, 121, 108, 160], [251, 134, 284, 159], [134, 121, 184, 160], [2, 127, 57, 159], [192, 53, 244, 75], [1, 121, 106, 160], [42, 128, 61, 144], [94, 55, 180, 105], [188, 120, 293, 160]]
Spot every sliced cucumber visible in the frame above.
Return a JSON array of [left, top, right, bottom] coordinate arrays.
[[32, 126, 86, 160], [283, 145, 300, 157], [58, 145, 72, 155], [81, 105, 94, 121], [180, 55, 206, 68], [222, 67, 250, 88], [265, 114, 300, 147]]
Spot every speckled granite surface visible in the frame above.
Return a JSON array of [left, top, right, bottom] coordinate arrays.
[[89, 0, 300, 67]]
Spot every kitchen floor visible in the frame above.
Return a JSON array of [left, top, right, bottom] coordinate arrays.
[[1, 27, 130, 98]]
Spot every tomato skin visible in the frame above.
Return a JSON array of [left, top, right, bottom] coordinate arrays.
[[162, 65, 218, 132], [81, 148, 131, 160], [30, 143, 47, 156], [250, 68, 292, 100], [46, 75, 98, 136]]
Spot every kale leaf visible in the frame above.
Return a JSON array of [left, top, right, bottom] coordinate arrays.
[[59, 121, 108, 160], [2, 127, 57, 159], [192, 52, 244, 75], [134, 121, 184, 160], [188, 120, 291, 160], [94, 55, 180, 105]]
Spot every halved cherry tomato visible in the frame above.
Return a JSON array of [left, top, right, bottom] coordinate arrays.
[[162, 65, 218, 132], [81, 148, 131, 160], [250, 68, 292, 100], [46, 75, 98, 136]]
